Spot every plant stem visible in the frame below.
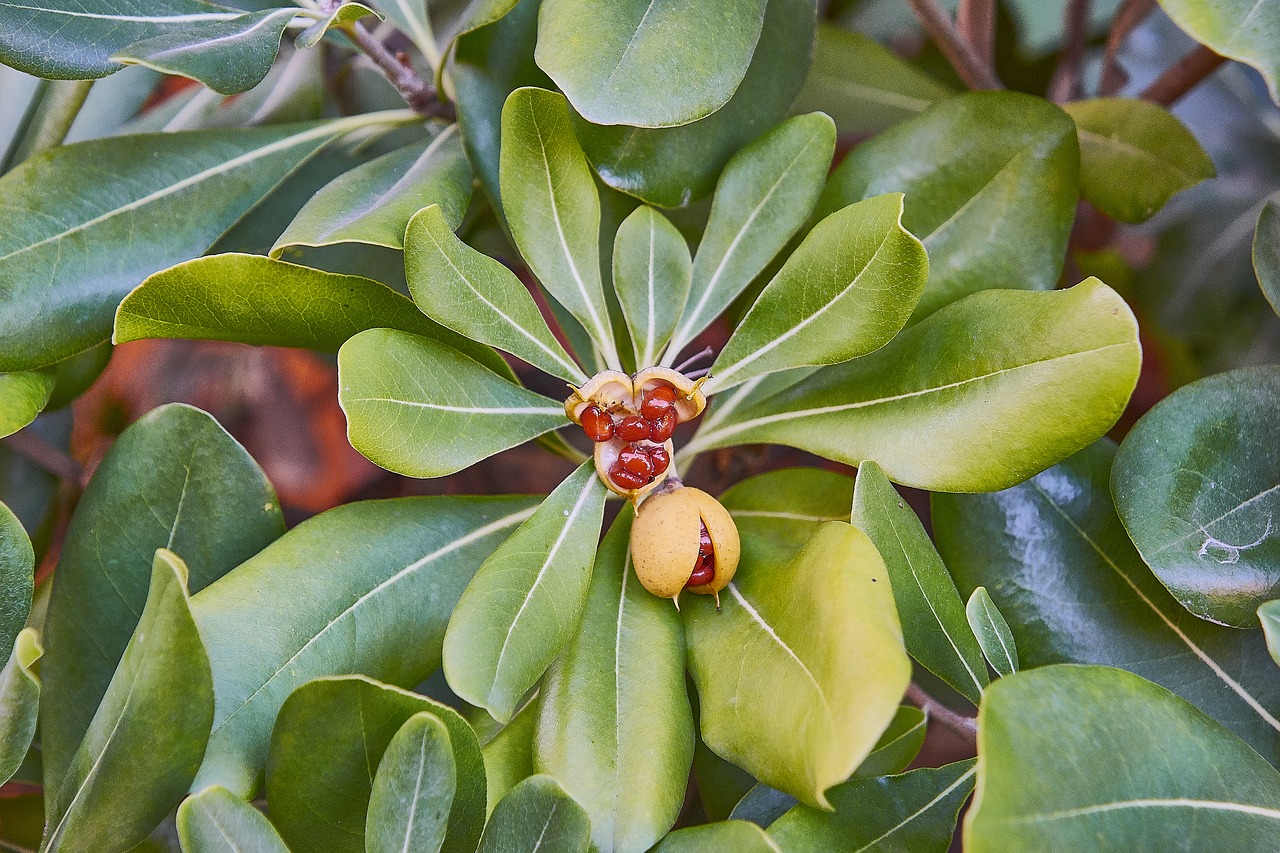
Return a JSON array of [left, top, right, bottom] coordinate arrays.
[[2, 79, 93, 170], [1141, 44, 1226, 105], [906, 0, 1003, 90], [1098, 0, 1156, 96], [347, 19, 450, 117], [956, 0, 996, 69], [3, 431, 84, 486], [905, 683, 979, 746], [1048, 0, 1092, 101]]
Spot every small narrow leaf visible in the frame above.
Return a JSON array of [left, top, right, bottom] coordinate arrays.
[[177, 786, 290, 853], [0, 629, 42, 788], [0, 371, 54, 439], [404, 205, 585, 383], [500, 87, 620, 369], [273, 128, 473, 254], [613, 206, 692, 368], [43, 550, 214, 853], [652, 820, 780, 853], [295, 2, 379, 50], [366, 712, 457, 853], [852, 461, 988, 704], [707, 192, 927, 392], [664, 113, 835, 363], [482, 698, 537, 813], [0, 501, 34, 661], [476, 775, 591, 853], [338, 329, 567, 478], [967, 587, 1019, 677], [444, 463, 606, 722]]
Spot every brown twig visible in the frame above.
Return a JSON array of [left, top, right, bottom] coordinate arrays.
[[956, 0, 996, 70], [1141, 43, 1226, 105], [344, 18, 451, 117], [3, 431, 83, 486], [1098, 0, 1157, 96], [1048, 0, 1092, 101], [907, 0, 1003, 90], [906, 683, 979, 747]]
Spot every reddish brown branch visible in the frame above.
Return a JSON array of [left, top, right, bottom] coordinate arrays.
[[956, 0, 996, 69], [906, 0, 1003, 90], [346, 21, 451, 117], [1099, 0, 1157, 96], [3, 431, 83, 486], [1049, 0, 1092, 101], [1141, 44, 1226, 105], [906, 683, 978, 748]]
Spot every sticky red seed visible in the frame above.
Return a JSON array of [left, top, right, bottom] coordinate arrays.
[[641, 386, 676, 420], [609, 461, 647, 490], [648, 410, 676, 442], [646, 444, 670, 475], [616, 415, 650, 442], [579, 404, 614, 442], [686, 522, 716, 588], [618, 445, 653, 477]]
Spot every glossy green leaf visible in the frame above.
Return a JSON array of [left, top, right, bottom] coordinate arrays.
[[792, 24, 954, 136], [768, 760, 976, 853], [613, 205, 692, 367], [535, 0, 766, 127], [688, 280, 1141, 492], [853, 461, 987, 704], [0, 0, 242, 80], [481, 697, 537, 813], [177, 786, 290, 853], [0, 501, 33, 662], [1064, 98, 1214, 224], [933, 441, 1280, 764], [707, 193, 926, 392], [1261, 600, 1280, 666], [273, 128, 473, 254], [444, 463, 604, 722], [43, 550, 214, 853], [684, 521, 910, 809], [115, 253, 466, 353], [1159, 0, 1280, 103], [366, 712, 456, 853], [653, 820, 779, 853], [294, 3, 378, 50], [500, 87, 620, 368], [820, 91, 1078, 318], [0, 370, 53, 438], [0, 117, 400, 370], [967, 587, 1019, 677], [41, 404, 282, 792], [338, 329, 566, 477], [534, 509, 693, 853], [1253, 198, 1280, 318], [575, 0, 817, 208], [266, 676, 484, 853], [729, 785, 797, 829], [111, 8, 296, 95], [476, 775, 590, 853], [404, 204, 585, 383], [663, 112, 835, 363], [191, 494, 537, 796], [967, 665, 1280, 851], [0, 628, 41, 788], [1112, 366, 1280, 628]]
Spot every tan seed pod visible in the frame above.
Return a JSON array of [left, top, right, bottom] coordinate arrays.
[[630, 486, 740, 606]]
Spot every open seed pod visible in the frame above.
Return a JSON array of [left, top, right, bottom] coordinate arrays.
[[564, 368, 707, 425], [594, 437, 674, 499], [630, 485, 740, 606]]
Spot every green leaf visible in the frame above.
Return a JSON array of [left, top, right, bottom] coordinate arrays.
[[706, 192, 926, 392], [0, 370, 54, 438], [476, 775, 591, 853], [1064, 98, 1214, 224], [1112, 366, 1280, 628], [366, 712, 456, 853], [792, 24, 954, 136], [575, 0, 817, 208], [338, 329, 566, 477], [820, 91, 1078, 319], [273, 128, 474, 255], [114, 253, 468, 353], [663, 112, 835, 363], [0, 501, 33, 663], [294, 3, 379, 50], [652, 820, 780, 853], [0, 118, 395, 370], [932, 441, 1280, 764], [534, 509, 693, 853], [768, 760, 976, 853], [404, 205, 586, 383], [191, 495, 536, 797], [43, 550, 214, 853], [481, 697, 537, 813], [966, 587, 1019, 677], [534, 0, 766, 128], [695, 739, 758, 823], [44, 342, 112, 411], [612, 206, 692, 368], [41, 404, 282, 793], [852, 461, 987, 704], [266, 676, 485, 853], [500, 87, 620, 368], [0, 628, 41, 789], [1254, 198, 1280, 318], [177, 786, 290, 853], [966, 665, 1280, 851], [1261, 600, 1280, 666], [729, 786, 797, 829], [687, 279, 1141, 492], [0, 0, 243, 80], [444, 463, 604, 722], [721, 466, 854, 532], [111, 8, 297, 95], [1158, 0, 1280, 103], [684, 521, 911, 809]]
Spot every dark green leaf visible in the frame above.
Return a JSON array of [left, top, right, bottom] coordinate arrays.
[[0, 628, 41, 789], [366, 712, 456, 853], [966, 587, 1019, 677], [44, 342, 112, 411], [1254, 198, 1280, 318], [481, 697, 537, 813], [177, 786, 290, 853], [0, 370, 53, 438], [294, 3, 378, 50], [1158, 0, 1280, 103], [613, 205, 692, 367], [476, 775, 591, 853], [652, 820, 779, 853], [0, 501, 33, 662]]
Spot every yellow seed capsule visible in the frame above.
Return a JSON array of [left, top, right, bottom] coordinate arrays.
[[630, 486, 740, 607]]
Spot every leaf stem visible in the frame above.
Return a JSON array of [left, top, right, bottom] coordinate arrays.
[[906, 0, 1003, 90], [345, 17, 452, 117], [1048, 0, 1092, 102], [956, 0, 996, 69], [1141, 44, 1226, 105], [1098, 0, 1157, 96], [2, 79, 93, 171], [905, 683, 978, 747]]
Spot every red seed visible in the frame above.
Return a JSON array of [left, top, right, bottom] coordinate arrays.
[[641, 386, 676, 420], [648, 410, 676, 442], [618, 445, 653, 477], [616, 415, 650, 442], [579, 405, 614, 442], [609, 461, 648, 490], [646, 444, 670, 475], [685, 522, 716, 588]]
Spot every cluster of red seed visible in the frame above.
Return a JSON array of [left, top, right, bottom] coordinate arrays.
[[687, 522, 716, 588], [579, 385, 677, 489]]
